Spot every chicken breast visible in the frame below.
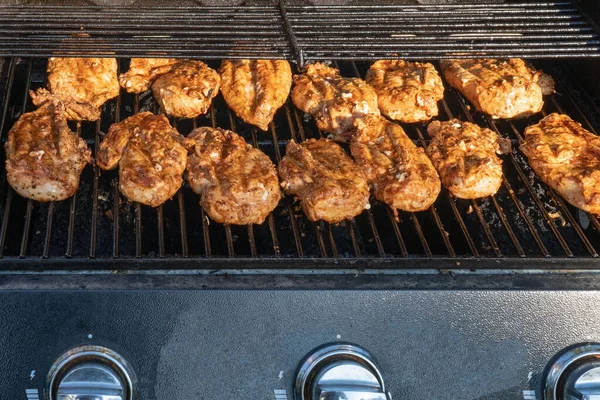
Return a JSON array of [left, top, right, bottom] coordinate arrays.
[[366, 60, 444, 123], [97, 112, 187, 207], [292, 62, 380, 142], [220, 59, 292, 131], [31, 57, 120, 121], [351, 115, 441, 215], [440, 58, 552, 119], [426, 119, 511, 199], [520, 113, 600, 214], [152, 60, 220, 119], [5, 98, 91, 201], [119, 58, 180, 93], [279, 138, 370, 223], [185, 127, 281, 225]]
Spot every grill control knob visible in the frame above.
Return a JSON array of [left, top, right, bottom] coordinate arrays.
[[295, 343, 391, 400], [47, 345, 137, 400], [545, 343, 600, 400]]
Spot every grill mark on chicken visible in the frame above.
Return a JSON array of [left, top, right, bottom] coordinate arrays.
[[119, 58, 181, 94]]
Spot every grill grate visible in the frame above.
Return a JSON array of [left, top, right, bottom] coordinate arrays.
[[0, 57, 600, 269]]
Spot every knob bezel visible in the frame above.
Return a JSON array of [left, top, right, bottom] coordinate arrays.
[[544, 342, 600, 400]]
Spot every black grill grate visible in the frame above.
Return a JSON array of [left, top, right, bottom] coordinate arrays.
[[0, 57, 600, 269]]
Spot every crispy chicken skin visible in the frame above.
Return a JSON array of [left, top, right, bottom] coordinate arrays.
[[366, 60, 444, 123], [119, 58, 180, 93], [31, 57, 120, 121], [152, 60, 220, 119], [291, 63, 380, 142], [185, 127, 281, 225], [426, 119, 511, 199], [97, 112, 187, 207], [278, 138, 370, 223], [351, 115, 441, 214], [5, 99, 91, 201], [520, 113, 600, 214], [220, 59, 292, 131], [440, 58, 552, 119]]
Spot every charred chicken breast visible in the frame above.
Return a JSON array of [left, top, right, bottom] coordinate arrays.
[[97, 112, 187, 207], [5, 99, 91, 201], [366, 60, 444, 123], [279, 138, 370, 223], [520, 113, 600, 214], [119, 58, 180, 93], [185, 127, 281, 225], [220, 59, 292, 131], [426, 119, 511, 199]]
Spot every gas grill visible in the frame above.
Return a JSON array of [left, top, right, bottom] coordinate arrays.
[[2, 1, 600, 400]]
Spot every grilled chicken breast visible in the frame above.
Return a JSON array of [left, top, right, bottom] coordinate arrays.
[[292, 63, 380, 142], [119, 58, 180, 93], [520, 113, 600, 214], [5, 99, 91, 201], [351, 115, 441, 215], [97, 112, 187, 207], [31, 57, 120, 121], [440, 59, 553, 119], [366, 60, 444, 123], [220, 59, 292, 131], [279, 138, 370, 223], [152, 60, 220, 119], [426, 119, 511, 199], [185, 127, 281, 225]]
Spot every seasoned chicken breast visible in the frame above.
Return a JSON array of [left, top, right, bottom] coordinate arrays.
[[351, 115, 441, 214], [292, 63, 380, 142], [426, 119, 511, 199], [279, 138, 370, 223], [97, 112, 187, 207], [220, 59, 292, 131], [31, 57, 120, 121], [185, 127, 281, 225], [152, 60, 220, 119], [119, 58, 180, 93], [440, 58, 553, 119], [366, 60, 444, 123], [520, 113, 600, 214], [5, 98, 91, 201]]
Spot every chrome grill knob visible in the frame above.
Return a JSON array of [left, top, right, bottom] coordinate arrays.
[[545, 343, 600, 400]]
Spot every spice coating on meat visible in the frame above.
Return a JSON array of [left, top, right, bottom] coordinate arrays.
[[5, 99, 91, 201], [97, 112, 187, 207], [31, 57, 120, 121], [152, 60, 220, 119], [119, 58, 181, 93], [220, 59, 292, 131], [278, 138, 370, 223], [426, 119, 511, 199], [185, 127, 281, 225], [440, 58, 550, 119], [351, 115, 441, 214], [366, 60, 444, 123], [291, 63, 380, 142], [520, 113, 600, 215]]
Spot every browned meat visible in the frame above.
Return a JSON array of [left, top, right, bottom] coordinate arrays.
[[278, 138, 370, 223], [219, 59, 292, 131], [520, 113, 600, 214], [31, 57, 120, 121], [97, 112, 187, 207], [119, 58, 181, 93], [5, 98, 91, 201], [426, 119, 511, 199], [351, 115, 441, 214], [185, 127, 281, 225], [291, 62, 379, 142], [366, 60, 444, 123], [440, 58, 552, 119], [152, 60, 220, 119]]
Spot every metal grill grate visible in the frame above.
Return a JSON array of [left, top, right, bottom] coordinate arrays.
[[0, 57, 600, 269]]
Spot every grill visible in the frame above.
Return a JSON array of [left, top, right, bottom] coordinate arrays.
[[0, 1, 599, 271]]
